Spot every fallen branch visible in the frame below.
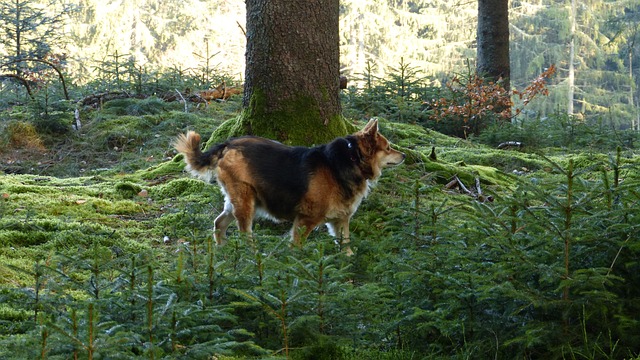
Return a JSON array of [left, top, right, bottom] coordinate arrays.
[[497, 141, 523, 149], [174, 89, 188, 112], [73, 108, 81, 131], [0, 73, 35, 100], [445, 175, 493, 202], [77, 91, 145, 108], [74, 92, 146, 131]]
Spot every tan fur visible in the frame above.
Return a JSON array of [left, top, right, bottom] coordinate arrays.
[[173, 132, 199, 166]]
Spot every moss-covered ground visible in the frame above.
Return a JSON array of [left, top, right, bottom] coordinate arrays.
[[1, 97, 639, 359], [1, 96, 637, 289], [0, 98, 242, 286]]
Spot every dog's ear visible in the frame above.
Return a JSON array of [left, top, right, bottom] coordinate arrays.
[[356, 120, 379, 158], [363, 119, 379, 137]]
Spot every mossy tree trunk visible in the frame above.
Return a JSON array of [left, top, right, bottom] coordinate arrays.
[[211, 0, 350, 146]]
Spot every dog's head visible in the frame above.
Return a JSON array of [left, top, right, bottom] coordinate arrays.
[[354, 119, 405, 179]]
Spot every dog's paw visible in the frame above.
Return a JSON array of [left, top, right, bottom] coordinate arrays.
[[344, 246, 354, 257]]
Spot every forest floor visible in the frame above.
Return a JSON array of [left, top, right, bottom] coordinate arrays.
[[1, 95, 636, 291], [1, 96, 639, 359]]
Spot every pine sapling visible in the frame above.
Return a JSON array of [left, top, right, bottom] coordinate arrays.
[[563, 159, 574, 302], [146, 265, 155, 360]]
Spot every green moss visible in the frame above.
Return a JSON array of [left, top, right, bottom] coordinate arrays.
[[464, 164, 516, 186], [208, 88, 352, 146], [0, 230, 50, 247], [400, 156, 513, 186], [137, 156, 185, 179], [91, 198, 144, 215], [88, 115, 155, 149], [438, 147, 548, 173], [98, 97, 177, 117], [153, 111, 210, 133], [362, 122, 514, 186], [5, 183, 62, 196], [564, 152, 609, 170], [379, 119, 462, 148], [151, 177, 208, 198], [207, 114, 248, 147], [114, 181, 142, 199], [100, 98, 140, 115], [0, 173, 156, 277], [124, 96, 178, 116]]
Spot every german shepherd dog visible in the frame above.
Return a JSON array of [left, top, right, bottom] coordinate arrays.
[[173, 119, 405, 255]]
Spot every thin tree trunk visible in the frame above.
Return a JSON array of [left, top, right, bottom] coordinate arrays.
[[15, 0, 22, 75], [630, 51, 638, 131], [568, 0, 576, 116]]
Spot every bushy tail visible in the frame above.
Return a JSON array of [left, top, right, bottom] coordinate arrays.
[[173, 131, 225, 182]]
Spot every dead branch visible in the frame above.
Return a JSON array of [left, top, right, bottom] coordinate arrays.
[[174, 89, 188, 112], [497, 141, 523, 149], [1, 58, 70, 100], [0, 73, 35, 100], [73, 108, 81, 131], [237, 21, 246, 37], [445, 175, 493, 202], [77, 91, 145, 108]]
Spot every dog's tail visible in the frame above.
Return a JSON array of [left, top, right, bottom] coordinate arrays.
[[173, 131, 226, 182]]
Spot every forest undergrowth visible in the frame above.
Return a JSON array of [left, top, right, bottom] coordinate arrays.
[[1, 71, 640, 359]]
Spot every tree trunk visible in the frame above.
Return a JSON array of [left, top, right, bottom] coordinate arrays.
[[477, 0, 510, 92], [567, 0, 576, 116], [15, 0, 23, 75], [212, 0, 349, 146], [629, 50, 636, 131]]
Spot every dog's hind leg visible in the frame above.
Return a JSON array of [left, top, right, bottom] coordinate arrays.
[[228, 184, 256, 238], [214, 200, 234, 245]]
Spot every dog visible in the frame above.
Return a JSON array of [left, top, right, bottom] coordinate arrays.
[[173, 119, 405, 255]]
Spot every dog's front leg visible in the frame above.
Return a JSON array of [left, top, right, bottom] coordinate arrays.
[[327, 219, 354, 256], [292, 216, 323, 247]]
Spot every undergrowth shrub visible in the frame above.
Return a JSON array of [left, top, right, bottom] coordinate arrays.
[[424, 72, 512, 138], [1, 58, 639, 360], [343, 61, 559, 143], [0, 121, 45, 150], [342, 59, 434, 124], [1, 150, 639, 359], [475, 111, 640, 150], [0, 51, 238, 158], [392, 153, 639, 358]]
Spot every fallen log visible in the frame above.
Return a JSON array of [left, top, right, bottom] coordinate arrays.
[[78, 91, 145, 108], [497, 141, 523, 149]]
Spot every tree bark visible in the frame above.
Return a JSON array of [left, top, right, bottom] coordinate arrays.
[[216, 0, 348, 146], [567, 0, 576, 116], [477, 0, 510, 92]]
